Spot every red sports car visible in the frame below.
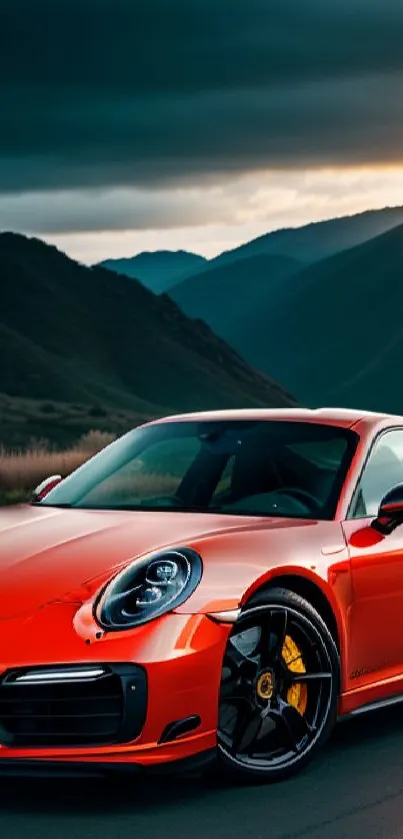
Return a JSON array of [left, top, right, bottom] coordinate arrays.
[[1, 407, 403, 782]]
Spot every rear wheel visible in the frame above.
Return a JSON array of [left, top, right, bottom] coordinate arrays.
[[217, 587, 340, 782]]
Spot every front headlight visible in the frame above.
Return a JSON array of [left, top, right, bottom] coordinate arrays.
[[95, 548, 203, 630]]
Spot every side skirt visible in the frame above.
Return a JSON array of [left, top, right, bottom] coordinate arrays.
[[339, 691, 403, 722]]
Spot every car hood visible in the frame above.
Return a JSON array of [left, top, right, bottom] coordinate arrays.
[[0, 503, 320, 620]]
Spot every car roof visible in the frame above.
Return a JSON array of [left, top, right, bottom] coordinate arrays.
[[149, 407, 403, 429]]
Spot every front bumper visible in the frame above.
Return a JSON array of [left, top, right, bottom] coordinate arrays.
[[0, 604, 231, 772]]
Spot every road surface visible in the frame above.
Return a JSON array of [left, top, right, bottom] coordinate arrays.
[[2, 704, 403, 839]]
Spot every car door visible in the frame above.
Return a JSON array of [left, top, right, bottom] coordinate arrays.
[[342, 428, 403, 693]]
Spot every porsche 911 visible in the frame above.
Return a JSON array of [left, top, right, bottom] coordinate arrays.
[[1, 407, 403, 782]]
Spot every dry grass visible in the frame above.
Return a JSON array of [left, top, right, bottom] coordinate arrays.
[[0, 430, 184, 508], [0, 430, 117, 505]]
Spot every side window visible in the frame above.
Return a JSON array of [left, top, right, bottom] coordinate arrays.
[[351, 430, 403, 518]]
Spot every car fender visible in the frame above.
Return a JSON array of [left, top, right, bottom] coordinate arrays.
[[174, 520, 352, 685]]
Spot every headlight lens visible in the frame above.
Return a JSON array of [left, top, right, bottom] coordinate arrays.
[[95, 548, 203, 630]]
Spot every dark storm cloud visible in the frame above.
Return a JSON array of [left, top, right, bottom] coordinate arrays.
[[1, 0, 403, 194]]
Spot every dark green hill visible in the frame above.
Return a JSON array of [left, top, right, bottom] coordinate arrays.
[[226, 224, 403, 414], [170, 254, 303, 334], [99, 250, 207, 293], [0, 232, 295, 445], [184, 205, 403, 276]]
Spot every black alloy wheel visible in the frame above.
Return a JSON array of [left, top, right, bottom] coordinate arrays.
[[217, 587, 340, 782]]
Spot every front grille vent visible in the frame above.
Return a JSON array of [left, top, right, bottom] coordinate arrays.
[[0, 664, 147, 748]]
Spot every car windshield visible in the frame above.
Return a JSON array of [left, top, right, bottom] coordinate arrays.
[[38, 419, 358, 519]]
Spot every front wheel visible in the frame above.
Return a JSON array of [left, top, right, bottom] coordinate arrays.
[[217, 587, 340, 782]]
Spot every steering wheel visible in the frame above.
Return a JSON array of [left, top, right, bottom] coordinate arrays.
[[267, 487, 321, 513]]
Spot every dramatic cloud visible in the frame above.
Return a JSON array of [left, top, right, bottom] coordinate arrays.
[[0, 186, 235, 233], [2, 167, 403, 236], [2, 0, 403, 196], [37, 166, 403, 262], [1, 0, 403, 254]]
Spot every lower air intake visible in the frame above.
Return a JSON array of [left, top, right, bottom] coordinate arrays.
[[0, 663, 147, 748]]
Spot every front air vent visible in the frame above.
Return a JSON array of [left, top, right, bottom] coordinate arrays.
[[0, 663, 147, 748]]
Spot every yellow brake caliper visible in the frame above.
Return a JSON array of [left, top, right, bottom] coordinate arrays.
[[282, 635, 308, 715]]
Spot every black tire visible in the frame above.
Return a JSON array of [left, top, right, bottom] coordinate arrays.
[[217, 587, 340, 783]]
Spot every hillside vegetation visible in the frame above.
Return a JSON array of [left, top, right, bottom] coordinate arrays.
[[0, 232, 295, 447]]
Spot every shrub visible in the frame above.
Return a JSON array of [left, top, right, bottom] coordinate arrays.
[[78, 430, 117, 453], [0, 489, 30, 506], [0, 448, 89, 495], [26, 436, 51, 453], [0, 429, 117, 502]]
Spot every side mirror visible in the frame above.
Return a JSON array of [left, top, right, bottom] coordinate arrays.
[[372, 483, 403, 534], [32, 474, 62, 503]]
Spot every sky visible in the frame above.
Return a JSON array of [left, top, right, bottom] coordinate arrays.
[[1, 0, 403, 263]]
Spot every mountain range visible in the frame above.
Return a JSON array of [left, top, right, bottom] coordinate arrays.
[[100, 206, 403, 300], [3, 202, 403, 448], [227, 223, 403, 415], [0, 233, 295, 446], [99, 250, 207, 293], [169, 206, 403, 328], [182, 205, 403, 275], [97, 204, 403, 416]]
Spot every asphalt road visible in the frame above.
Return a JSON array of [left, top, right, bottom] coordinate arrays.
[[2, 705, 403, 839]]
